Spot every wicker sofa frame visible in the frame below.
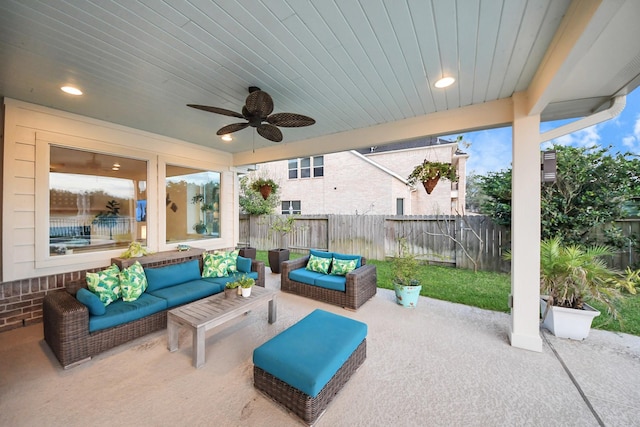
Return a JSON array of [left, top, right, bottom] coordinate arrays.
[[254, 339, 366, 425], [280, 256, 377, 310], [43, 249, 265, 369]]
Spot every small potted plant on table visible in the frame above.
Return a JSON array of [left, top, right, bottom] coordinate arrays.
[[224, 281, 240, 298], [237, 275, 255, 298]]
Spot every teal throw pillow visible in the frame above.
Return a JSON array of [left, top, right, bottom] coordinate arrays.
[[86, 264, 121, 306], [76, 287, 107, 316], [119, 261, 148, 302], [236, 255, 252, 273], [202, 252, 230, 278], [330, 258, 357, 276], [306, 254, 331, 274]]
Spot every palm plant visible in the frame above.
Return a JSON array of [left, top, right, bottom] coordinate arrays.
[[539, 237, 635, 319]]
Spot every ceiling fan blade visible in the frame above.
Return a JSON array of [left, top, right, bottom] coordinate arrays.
[[267, 113, 316, 127], [257, 124, 283, 142], [245, 90, 274, 117], [216, 122, 249, 135], [187, 104, 244, 119]]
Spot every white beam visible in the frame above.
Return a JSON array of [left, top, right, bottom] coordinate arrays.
[[510, 92, 543, 352], [233, 98, 513, 166]]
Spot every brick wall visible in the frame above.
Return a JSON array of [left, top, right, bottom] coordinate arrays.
[[0, 270, 88, 333]]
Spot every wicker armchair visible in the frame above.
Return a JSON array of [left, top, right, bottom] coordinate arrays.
[[280, 256, 377, 310]]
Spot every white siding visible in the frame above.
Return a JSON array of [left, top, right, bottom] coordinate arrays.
[[2, 99, 236, 281]]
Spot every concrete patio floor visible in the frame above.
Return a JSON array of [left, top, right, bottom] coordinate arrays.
[[1, 272, 639, 426]]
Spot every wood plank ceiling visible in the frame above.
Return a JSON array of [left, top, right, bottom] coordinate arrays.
[[1, 0, 640, 159]]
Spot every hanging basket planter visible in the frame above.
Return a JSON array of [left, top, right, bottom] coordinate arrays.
[[422, 177, 440, 194], [258, 185, 272, 200]]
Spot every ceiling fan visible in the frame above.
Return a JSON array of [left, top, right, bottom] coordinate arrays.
[[187, 86, 315, 142]]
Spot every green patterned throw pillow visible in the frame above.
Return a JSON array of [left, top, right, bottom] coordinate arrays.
[[225, 250, 240, 274], [330, 258, 357, 276], [86, 264, 121, 306], [202, 252, 229, 278], [306, 254, 331, 274], [119, 261, 148, 302]]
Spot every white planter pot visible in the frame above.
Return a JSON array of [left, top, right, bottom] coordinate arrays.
[[241, 287, 252, 298], [540, 297, 600, 340]]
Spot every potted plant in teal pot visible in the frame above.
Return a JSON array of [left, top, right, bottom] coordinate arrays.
[[392, 238, 422, 307]]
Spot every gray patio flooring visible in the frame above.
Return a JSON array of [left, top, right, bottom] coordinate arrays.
[[1, 272, 639, 426]]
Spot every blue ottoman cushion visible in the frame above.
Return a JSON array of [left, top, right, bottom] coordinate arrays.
[[253, 309, 367, 398]]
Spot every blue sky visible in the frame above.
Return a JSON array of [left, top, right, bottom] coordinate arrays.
[[458, 89, 640, 175]]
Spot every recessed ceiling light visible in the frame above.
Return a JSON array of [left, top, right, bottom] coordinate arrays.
[[61, 86, 83, 95], [221, 134, 233, 142], [434, 77, 455, 89]]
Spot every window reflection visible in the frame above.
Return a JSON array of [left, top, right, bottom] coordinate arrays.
[[166, 165, 221, 243], [49, 146, 147, 256]]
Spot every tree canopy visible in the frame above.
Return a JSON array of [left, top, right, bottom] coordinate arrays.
[[474, 144, 640, 247]]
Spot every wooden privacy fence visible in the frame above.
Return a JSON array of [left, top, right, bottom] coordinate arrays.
[[239, 214, 512, 272]]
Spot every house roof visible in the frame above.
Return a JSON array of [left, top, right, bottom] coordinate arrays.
[[1, 1, 640, 164], [354, 136, 455, 155]]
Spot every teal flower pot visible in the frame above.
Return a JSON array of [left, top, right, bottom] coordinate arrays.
[[394, 284, 422, 308]]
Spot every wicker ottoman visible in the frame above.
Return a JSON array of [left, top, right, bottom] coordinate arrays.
[[253, 309, 367, 425]]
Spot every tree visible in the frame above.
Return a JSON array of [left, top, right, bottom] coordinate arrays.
[[239, 175, 279, 215], [477, 145, 640, 247]]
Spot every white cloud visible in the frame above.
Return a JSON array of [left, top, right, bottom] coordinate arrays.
[[634, 113, 640, 139], [547, 124, 602, 148], [454, 127, 513, 175]]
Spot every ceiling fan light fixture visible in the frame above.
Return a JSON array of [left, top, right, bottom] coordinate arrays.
[[221, 134, 233, 142], [434, 77, 455, 89], [61, 85, 83, 95]]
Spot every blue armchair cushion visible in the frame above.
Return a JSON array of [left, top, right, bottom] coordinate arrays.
[[310, 249, 333, 259], [253, 309, 367, 397], [144, 259, 201, 292], [76, 287, 106, 316]]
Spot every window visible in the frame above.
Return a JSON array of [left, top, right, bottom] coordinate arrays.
[[49, 146, 147, 256], [281, 200, 301, 214], [288, 156, 324, 179], [396, 198, 404, 215], [166, 165, 221, 243]]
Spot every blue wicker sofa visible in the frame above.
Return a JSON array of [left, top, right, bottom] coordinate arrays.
[[280, 249, 377, 310], [43, 249, 264, 368]]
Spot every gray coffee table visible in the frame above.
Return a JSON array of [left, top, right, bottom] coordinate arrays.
[[167, 286, 277, 368]]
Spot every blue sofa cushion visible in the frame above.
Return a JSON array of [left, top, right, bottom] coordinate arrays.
[[144, 259, 201, 292], [236, 255, 252, 273], [333, 252, 362, 268], [253, 309, 367, 397], [310, 249, 333, 259], [147, 279, 223, 308], [289, 268, 324, 286], [314, 274, 347, 292], [89, 293, 167, 333], [76, 288, 106, 316]]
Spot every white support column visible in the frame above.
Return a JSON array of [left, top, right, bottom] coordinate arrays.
[[509, 92, 543, 352]]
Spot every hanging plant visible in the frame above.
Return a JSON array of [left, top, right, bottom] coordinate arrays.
[[250, 177, 279, 200], [407, 160, 458, 194]]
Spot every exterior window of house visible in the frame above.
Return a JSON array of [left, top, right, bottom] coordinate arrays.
[[281, 200, 301, 214], [49, 146, 147, 256], [313, 156, 324, 177], [288, 156, 324, 179], [166, 165, 221, 243], [396, 198, 404, 215], [288, 159, 298, 179]]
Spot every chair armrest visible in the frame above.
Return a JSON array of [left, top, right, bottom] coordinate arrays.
[[251, 259, 266, 287], [43, 289, 90, 368], [344, 264, 378, 310]]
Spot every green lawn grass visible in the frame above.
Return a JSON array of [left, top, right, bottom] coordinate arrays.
[[256, 251, 640, 336]]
